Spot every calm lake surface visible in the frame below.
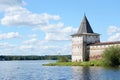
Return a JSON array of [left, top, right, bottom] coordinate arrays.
[[0, 60, 120, 80]]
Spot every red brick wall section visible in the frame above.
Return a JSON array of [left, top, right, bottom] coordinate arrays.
[[90, 55, 102, 60]]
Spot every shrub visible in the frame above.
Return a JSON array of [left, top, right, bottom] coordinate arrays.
[[103, 46, 120, 66], [58, 56, 69, 62]]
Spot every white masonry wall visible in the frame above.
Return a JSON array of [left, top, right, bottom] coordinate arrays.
[[72, 36, 83, 62], [89, 44, 120, 60]]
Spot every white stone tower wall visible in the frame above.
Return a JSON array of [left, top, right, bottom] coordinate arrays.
[[72, 36, 84, 62]]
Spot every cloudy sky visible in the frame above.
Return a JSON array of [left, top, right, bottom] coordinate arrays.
[[0, 0, 120, 55]]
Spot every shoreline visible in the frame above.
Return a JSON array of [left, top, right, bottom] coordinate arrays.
[[43, 60, 103, 66]]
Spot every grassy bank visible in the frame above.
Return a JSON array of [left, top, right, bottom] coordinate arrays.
[[43, 60, 104, 66]]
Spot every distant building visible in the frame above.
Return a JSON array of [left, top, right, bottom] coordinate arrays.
[[71, 15, 120, 62]]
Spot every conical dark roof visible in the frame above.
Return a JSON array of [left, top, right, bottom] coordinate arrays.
[[77, 15, 94, 34]]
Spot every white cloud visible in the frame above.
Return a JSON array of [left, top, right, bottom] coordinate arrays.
[[28, 34, 37, 38], [107, 26, 120, 41], [0, 42, 14, 49], [1, 6, 60, 26], [107, 26, 120, 35], [42, 23, 77, 41], [0, 42, 18, 55], [20, 38, 71, 55], [0, 32, 20, 40], [23, 38, 37, 44], [0, 0, 73, 42], [0, 0, 60, 27], [36, 44, 71, 55], [56, 44, 71, 55], [19, 45, 33, 50], [41, 22, 77, 33], [45, 33, 70, 41], [40, 22, 64, 32], [0, 0, 25, 11], [0, 42, 34, 55], [108, 33, 120, 41], [0, 39, 71, 55], [0, 0, 73, 55]]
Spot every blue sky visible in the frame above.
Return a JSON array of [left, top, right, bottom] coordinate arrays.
[[0, 0, 120, 55]]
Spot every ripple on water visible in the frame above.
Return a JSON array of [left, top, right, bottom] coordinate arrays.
[[0, 61, 119, 80]]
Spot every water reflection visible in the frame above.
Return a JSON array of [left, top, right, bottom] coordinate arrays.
[[72, 67, 91, 80], [72, 66, 120, 80]]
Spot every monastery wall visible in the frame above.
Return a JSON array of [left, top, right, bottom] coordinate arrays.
[[88, 43, 120, 60]]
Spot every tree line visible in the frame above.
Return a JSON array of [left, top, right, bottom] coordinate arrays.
[[0, 55, 71, 61]]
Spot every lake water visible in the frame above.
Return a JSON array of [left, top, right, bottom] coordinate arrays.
[[0, 60, 120, 80]]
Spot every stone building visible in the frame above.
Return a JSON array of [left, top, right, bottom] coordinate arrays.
[[71, 15, 120, 62]]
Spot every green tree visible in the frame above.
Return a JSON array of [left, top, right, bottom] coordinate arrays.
[[58, 56, 69, 62], [103, 46, 120, 66]]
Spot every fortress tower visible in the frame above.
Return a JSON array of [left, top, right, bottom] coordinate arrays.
[[71, 15, 100, 62]]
